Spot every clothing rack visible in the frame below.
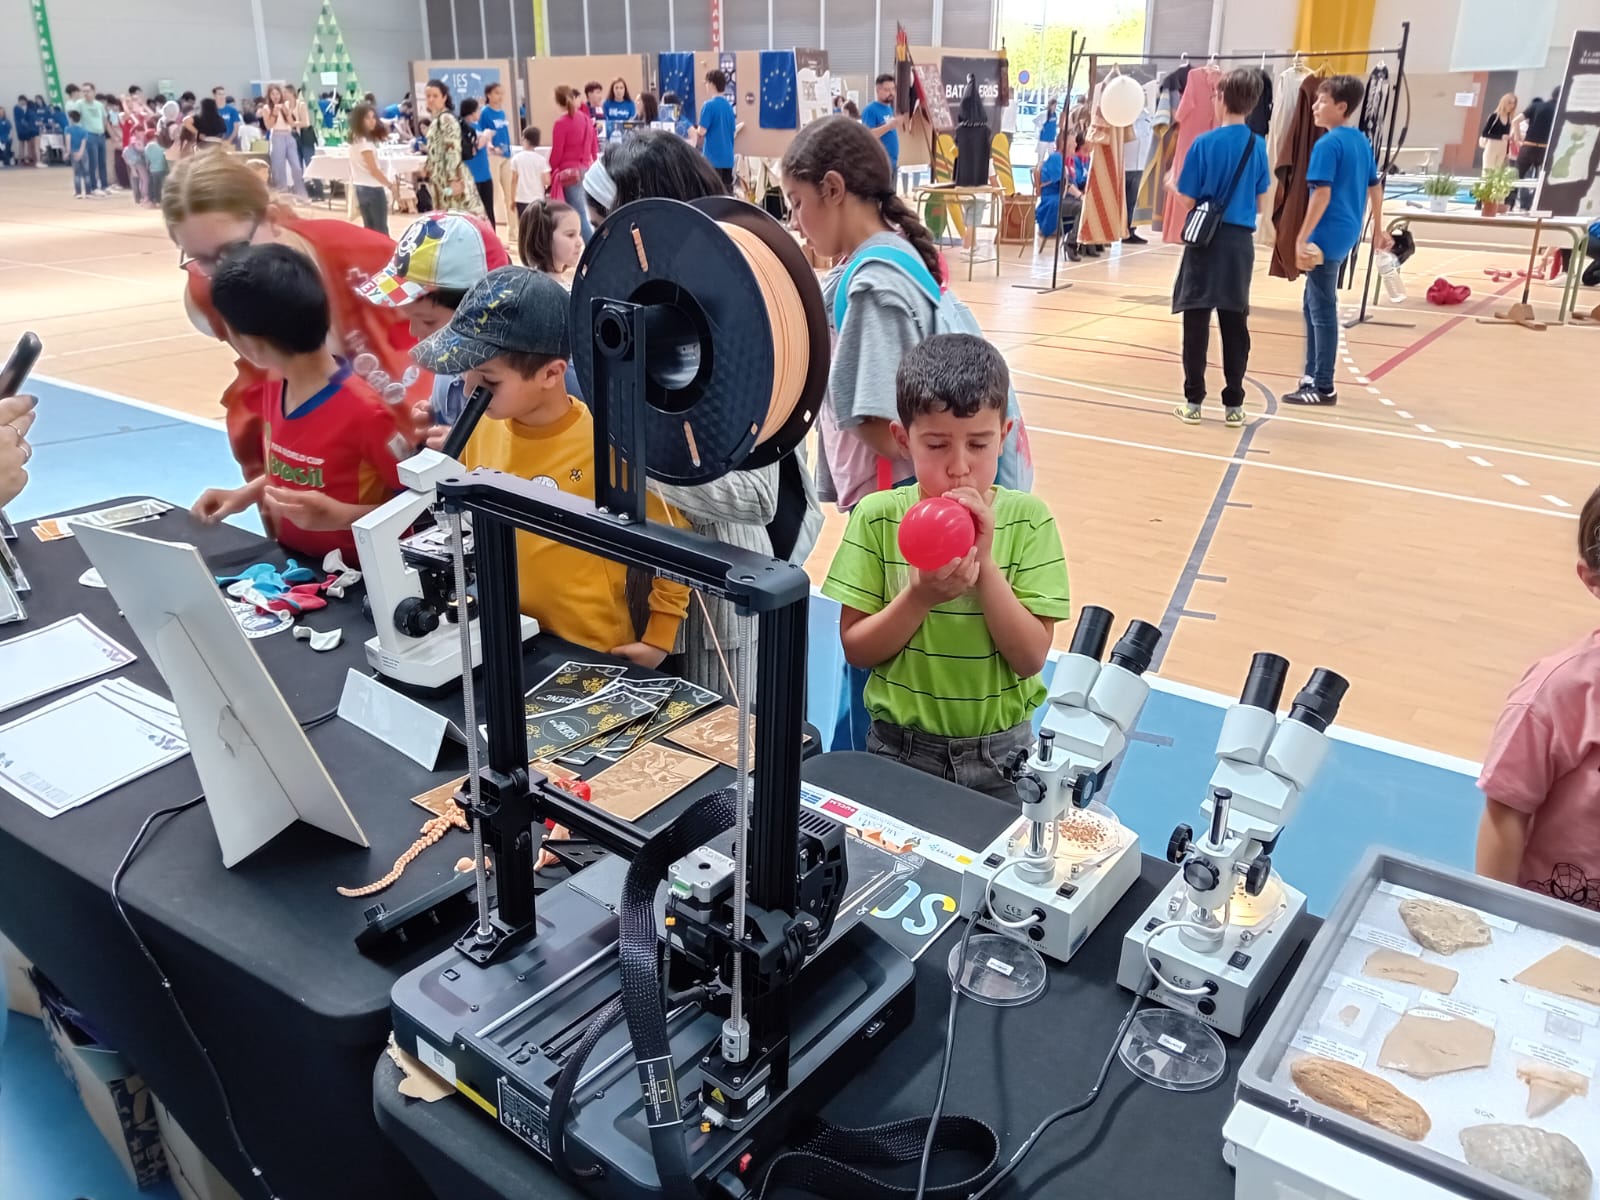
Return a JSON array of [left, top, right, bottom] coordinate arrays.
[[1086, 20, 1412, 330]]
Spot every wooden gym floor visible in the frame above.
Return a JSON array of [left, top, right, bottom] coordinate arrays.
[[4, 164, 1595, 762]]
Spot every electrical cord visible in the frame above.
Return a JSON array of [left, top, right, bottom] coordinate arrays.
[[111, 796, 280, 1200], [912, 911, 981, 1200], [968, 984, 1146, 1200], [1140, 902, 1231, 998]]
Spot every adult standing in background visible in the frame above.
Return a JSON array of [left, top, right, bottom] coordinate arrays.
[[13, 96, 37, 167], [265, 83, 308, 200], [691, 68, 737, 191], [1516, 87, 1559, 212], [424, 79, 483, 216], [214, 87, 241, 145], [860, 73, 906, 180], [73, 83, 110, 195], [1481, 92, 1517, 172], [549, 84, 598, 238]]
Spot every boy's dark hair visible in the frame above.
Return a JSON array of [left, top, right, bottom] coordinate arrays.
[[875, 73, 895, 87], [895, 333, 1010, 426], [460, 97, 480, 119], [495, 351, 560, 380], [1580, 484, 1600, 571], [604, 127, 724, 207], [68, 111, 81, 124], [1220, 68, 1263, 116], [1317, 74, 1365, 116], [210, 244, 330, 357], [706, 69, 728, 93], [428, 287, 468, 311], [65, 84, 80, 96], [585, 81, 603, 96], [521, 124, 541, 146]]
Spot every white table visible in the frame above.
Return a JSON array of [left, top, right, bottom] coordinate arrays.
[[304, 148, 425, 184]]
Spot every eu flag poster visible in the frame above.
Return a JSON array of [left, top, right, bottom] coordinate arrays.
[[759, 50, 798, 129], [657, 52, 695, 116]]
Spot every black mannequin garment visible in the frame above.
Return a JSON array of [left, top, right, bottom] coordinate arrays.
[[954, 74, 993, 186]]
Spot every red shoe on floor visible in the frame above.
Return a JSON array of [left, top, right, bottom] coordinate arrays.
[[1426, 278, 1471, 305]]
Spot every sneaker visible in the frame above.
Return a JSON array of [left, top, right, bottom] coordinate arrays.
[[73, 192, 87, 200], [1281, 385, 1337, 406], [1172, 403, 1203, 424], [1123, 232, 1148, 245], [1224, 408, 1246, 427]]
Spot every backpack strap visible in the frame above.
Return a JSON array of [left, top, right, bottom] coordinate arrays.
[[831, 242, 941, 331]]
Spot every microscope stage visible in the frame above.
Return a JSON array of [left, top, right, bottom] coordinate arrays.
[[960, 813, 1142, 963]]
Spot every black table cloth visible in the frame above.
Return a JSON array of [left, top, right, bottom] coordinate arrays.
[[0, 499, 770, 1199], [373, 751, 1319, 1199]]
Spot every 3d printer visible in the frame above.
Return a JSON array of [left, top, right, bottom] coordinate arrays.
[[390, 197, 918, 1199]]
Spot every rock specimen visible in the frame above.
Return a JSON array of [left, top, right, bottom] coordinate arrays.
[[1460, 1124, 1592, 1200], [1397, 898, 1492, 955], [1363, 948, 1459, 993], [1338, 1005, 1360, 1027], [1378, 1009, 1495, 1078], [1290, 1056, 1431, 1141], [1515, 944, 1600, 1007], [1518, 1060, 1590, 1118], [1356, 947, 1459, 998]]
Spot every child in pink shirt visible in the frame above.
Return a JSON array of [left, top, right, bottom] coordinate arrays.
[[1477, 485, 1600, 911]]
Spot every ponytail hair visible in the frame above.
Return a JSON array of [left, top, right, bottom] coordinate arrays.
[[781, 115, 941, 283]]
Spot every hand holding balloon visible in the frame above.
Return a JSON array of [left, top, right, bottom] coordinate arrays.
[[898, 496, 977, 570]]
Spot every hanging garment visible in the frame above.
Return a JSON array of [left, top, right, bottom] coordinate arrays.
[[1246, 68, 1273, 137], [1266, 66, 1312, 181], [1140, 116, 1180, 233], [953, 77, 993, 186], [1270, 73, 1328, 281], [1162, 66, 1220, 245], [1078, 79, 1129, 246]]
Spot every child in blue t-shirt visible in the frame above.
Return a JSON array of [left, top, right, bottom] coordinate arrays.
[[67, 112, 90, 197], [1170, 68, 1272, 427], [1283, 75, 1393, 407], [0, 113, 11, 166], [459, 98, 498, 226], [694, 68, 738, 191]]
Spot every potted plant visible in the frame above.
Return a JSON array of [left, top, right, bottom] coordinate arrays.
[[1422, 173, 1457, 213], [1471, 166, 1517, 217]]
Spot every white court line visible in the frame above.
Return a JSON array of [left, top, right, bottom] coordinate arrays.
[[41, 333, 197, 361], [1503, 474, 1529, 486], [1379, 397, 1395, 405], [1416, 424, 1434, 433], [1356, 376, 1371, 384], [1011, 368, 1600, 468], [1026, 423, 1576, 521], [0, 257, 171, 284], [31, 373, 227, 431], [1443, 440, 1462, 448], [1396, 411, 1412, 419], [1468, 456, 1493, 467], [1366, 386, 1380, 394], [1544, 495, 1572, 508]]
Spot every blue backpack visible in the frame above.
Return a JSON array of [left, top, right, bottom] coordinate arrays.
[[832, 242, 1034, 493]]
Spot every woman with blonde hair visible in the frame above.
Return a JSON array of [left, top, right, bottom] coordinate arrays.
[[162, 151, 428, 478], [1481, 92, 1518, 172]]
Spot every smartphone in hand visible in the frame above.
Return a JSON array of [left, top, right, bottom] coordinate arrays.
[[0, 332, 42, 400]]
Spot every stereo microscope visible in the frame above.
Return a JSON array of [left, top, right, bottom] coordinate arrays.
[[959, 606, 1162, 965], [1116, 654, 1348, 1036]]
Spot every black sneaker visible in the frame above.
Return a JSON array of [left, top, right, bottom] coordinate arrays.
[[1281, 385, 1337, 406], [1123, 232, 1148, 245]]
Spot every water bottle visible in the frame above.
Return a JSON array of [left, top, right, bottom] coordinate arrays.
[[1378, 250, 1406, 303]]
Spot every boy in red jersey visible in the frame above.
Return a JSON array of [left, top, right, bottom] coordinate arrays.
[[191, 244, 408, 563]]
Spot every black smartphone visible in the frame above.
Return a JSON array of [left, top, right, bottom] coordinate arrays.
[[0, 332, 42, 400]]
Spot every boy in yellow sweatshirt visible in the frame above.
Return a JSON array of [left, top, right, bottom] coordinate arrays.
[[412, 266, 688, 664]]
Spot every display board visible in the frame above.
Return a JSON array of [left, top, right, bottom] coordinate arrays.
[[1539, 30, 1600, 219], [898, 46, 1007, 167], [410, 59, 518, 126], [524, 54, 649, 140]]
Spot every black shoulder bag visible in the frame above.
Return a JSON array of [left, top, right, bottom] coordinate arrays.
[[1182, 133, 1257, 248]]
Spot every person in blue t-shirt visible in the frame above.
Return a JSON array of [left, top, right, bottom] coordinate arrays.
[[860, 73, 905, 178], [1283, 75, 1392, 406], [66, 111, 90, 196], [601, 78, 636, 142], [0, 113, 11, 166], [480, 82, 513, 226], [212, 87, 241, 142], [693, 69, 738, 191], [1034, 129, 1085, 258], [1037, 98, 1058, 150], [458, 97, 498, 225], [1170, 69, 1273, 427]]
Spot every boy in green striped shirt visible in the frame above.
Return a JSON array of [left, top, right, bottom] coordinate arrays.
[[822, 334, 1070, 799]]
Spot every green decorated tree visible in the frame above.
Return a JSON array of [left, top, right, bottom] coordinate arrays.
[[300, 0, 364, 145]]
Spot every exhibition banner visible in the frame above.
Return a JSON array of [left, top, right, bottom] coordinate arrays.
[[1539, 30, 1600, 218]]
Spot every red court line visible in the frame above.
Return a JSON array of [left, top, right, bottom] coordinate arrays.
[[1366, 279, 1522, 381]]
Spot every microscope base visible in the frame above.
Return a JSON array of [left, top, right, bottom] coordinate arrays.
[[365, 615, 540, 691], [1115, 876, 1307, 1037], [959, 819, 1142, 963]]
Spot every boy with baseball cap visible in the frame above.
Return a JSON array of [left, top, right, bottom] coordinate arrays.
[[360, 210, 509, 443], [412, 266, 688, 666]]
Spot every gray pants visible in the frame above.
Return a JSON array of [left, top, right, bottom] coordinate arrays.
[[866, 718, 1032, 801], [356, 184, 389, 232], [269, 129, 306, 197]]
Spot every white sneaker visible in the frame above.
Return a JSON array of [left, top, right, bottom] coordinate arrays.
[[74, 193, 87, 200], [107, 185, 126, 193]]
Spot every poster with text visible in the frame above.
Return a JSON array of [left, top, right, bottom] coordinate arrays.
[[941, 56, 1005, 134], [795, 49, 833, 127], [1539, 30, 1600, 218]]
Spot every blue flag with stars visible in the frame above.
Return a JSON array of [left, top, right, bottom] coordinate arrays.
[[657, 52, 696, 120], [759, 50, 798, 129]]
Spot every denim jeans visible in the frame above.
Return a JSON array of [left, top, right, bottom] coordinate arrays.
[[355, 184, 389, 231], [1301, 259, 1341, 393], [866, 718, 1033, 801], [560, 181, 592, 239], [72, 155, 90, 195], [83, 131, 106, 191]]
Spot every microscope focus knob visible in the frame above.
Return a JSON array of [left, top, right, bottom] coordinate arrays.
[[1182, 858, 1221, 893], [1014, 773, 1047, 807], [1244, 854, 1273, 897], [394, 596, 441, 638], [1002, 746, 1032, 779], [1166, 824, 1193, 865]]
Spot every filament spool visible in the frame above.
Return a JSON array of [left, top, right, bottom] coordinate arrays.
[[570, 196, 829, 485]]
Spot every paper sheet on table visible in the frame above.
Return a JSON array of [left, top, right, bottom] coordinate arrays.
[[0, 678, 189, 817], [0, 614, 137, 712]]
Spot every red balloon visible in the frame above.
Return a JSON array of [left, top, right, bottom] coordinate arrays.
[[898, 497, 977, 571]]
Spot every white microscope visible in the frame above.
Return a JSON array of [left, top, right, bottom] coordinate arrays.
[[352, 389, 539, 690], [959, 606, 1162, 965], [1116, 655, 1348, 1037]]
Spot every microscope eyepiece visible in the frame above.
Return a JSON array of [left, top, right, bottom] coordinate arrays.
[[1240, 652, 1289, 711], [1109, 620, 1162, 675], [1068, 606, 1114, 660], [1287, 668, 1349, 732]]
